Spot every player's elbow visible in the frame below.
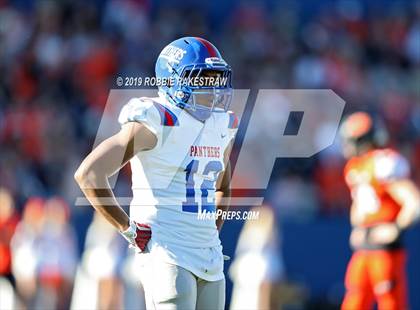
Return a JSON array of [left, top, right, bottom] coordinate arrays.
[[74, 164, 98, 187], [74, 165, 87, 185], [411, 197, 420, 222]]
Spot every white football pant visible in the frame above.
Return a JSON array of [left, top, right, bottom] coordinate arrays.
[[137, 253, 225, 309]]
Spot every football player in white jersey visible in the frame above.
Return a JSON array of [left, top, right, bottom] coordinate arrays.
[[75, 37, 238, 309]]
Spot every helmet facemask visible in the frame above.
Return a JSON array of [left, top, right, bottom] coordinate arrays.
[[170, 64, 233, 122]]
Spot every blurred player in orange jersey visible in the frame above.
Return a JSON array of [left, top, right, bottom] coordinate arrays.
[[339, 112, 420, 310]]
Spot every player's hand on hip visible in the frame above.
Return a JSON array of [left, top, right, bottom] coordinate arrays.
[[120, 220, 152, 252], [368, 223, 400, 246], [350, 227, 367, 249]]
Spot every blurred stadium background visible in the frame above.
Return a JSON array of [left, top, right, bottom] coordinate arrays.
[[0, 0, 419, 309]]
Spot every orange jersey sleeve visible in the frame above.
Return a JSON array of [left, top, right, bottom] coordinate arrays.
[[344, 148, 410, 227]]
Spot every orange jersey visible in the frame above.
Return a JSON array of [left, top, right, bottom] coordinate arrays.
[[344, 148, 410, 227]]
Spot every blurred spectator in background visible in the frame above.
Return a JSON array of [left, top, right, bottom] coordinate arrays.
[[11, 197, 77, 309], [0, 188, 19, 286], [71, 213, 125, 310], [230, 205, 303, 309], [11, 197, 45, 308], [37, 197, 77, 309], [0, 188, 20, 309], [120, 250, 147, 309]]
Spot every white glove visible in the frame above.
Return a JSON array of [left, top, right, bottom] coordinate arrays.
[[120, 220, 151, 252]]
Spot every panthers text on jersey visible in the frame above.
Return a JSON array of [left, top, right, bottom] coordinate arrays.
[[118, 94, 238, 281], [344, 148, 410, 227]]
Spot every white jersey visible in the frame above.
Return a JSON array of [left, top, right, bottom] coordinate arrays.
[[118, 95, 238, 281]]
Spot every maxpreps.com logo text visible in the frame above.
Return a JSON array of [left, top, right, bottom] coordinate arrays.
[[197, 209, 260, 221]]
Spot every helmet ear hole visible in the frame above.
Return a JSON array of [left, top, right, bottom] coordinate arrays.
[[176, 91, 185, 99]]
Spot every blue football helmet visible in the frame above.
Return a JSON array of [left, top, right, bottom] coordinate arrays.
[[155, 37, 233, 121]]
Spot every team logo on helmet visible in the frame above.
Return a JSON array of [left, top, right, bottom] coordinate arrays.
[[159, 45, 187, 72]]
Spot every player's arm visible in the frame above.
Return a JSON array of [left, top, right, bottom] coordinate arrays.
[[368, 152, 420, 245], [349, 201, 368, 248], [350, 201, 363, 227], [215, 142, 233, 231], [369, 179, 420, 246], [74, 122, 157, 231], [387, 179, 420, 229]]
